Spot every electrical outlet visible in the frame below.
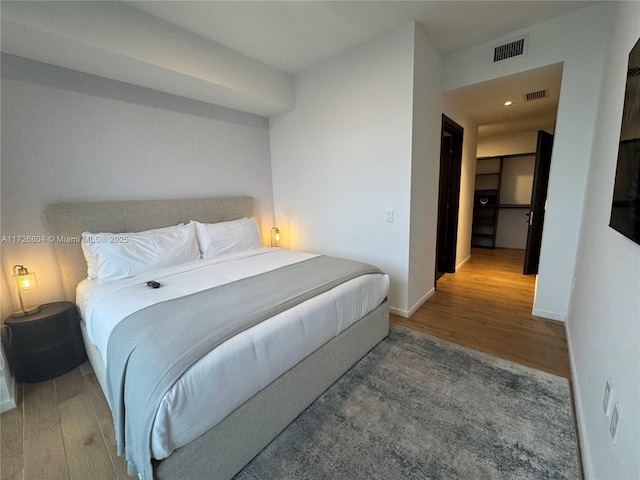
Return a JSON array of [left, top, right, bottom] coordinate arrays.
[[610, 403, 621, 443], [603, 379, 613, 415]]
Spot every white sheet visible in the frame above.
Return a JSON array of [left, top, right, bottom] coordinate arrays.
[[77, 248, 389, 459]]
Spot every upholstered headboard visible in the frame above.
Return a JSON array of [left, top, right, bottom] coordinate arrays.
[[47, 196, 254, 302]]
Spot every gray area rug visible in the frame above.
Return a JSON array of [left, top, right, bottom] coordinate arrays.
[[235, 325, 581, 479]]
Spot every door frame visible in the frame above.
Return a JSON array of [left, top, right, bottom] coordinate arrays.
[[523, 130, 554, 275], [435, 114, 463, 283]]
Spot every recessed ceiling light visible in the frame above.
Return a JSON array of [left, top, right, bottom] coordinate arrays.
[[504, 101, 513, 106]]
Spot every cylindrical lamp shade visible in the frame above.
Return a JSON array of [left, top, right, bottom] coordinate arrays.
[[271, 227, 280, 247], [11, 265, 40, 317]]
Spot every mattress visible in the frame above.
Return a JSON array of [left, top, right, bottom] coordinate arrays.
[[77, 248, 389, 459]]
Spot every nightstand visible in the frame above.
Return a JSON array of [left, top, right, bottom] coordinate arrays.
[[3, 302, 87, 383]]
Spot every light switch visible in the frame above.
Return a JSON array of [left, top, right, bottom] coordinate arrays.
[[386, 209, 394, 222], [603, 379, 613, 415]]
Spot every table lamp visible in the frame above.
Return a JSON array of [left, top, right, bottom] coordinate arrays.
[[11, 265, 41, 317], [271, 227, 280, 247]]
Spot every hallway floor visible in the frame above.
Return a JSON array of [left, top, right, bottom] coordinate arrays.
[[391, 248, 571, 378]]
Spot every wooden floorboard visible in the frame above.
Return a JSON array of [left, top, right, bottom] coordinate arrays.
[[24, 424, 69, 480], [1, 247, 570, 478], [83, 373, 130, 478], [58, 392, 116, 480], [22, 380, 70, 480], [0, 390, 23, 480], [0, 366, 119, 480], [392, 247, 571, 378], [54, 369, 86, 405]]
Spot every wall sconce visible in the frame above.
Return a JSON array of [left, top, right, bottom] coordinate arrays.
[[271, 227, 281, 247], [11, 265, 40, 317]]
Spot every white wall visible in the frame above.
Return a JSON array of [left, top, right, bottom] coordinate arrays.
[[495, 153, 534, 250], [496, 154, 534, 250], [441, 101, 478, 270], [407, 25, 443, 313], [445, 3, 616, 321], [495, 209, 528, 249], [270, 23, 419, 314], [499, 155, 535, 206], [0, 54, 275, 314], [566, 2, 640, 478]]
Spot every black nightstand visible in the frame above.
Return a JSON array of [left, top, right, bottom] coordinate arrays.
[[3, 302, 87, 383]]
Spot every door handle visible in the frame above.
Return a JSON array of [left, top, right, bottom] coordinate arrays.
[[527, 210, 534, 226]]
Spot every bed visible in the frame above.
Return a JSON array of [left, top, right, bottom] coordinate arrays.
[[46, 196, 389, 479]]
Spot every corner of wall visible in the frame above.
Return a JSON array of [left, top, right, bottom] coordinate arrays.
[[407, 20, 443, 311]]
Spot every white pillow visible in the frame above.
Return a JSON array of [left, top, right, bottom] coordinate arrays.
[[81, 223, 200, 283], [81, 223, 183, 280], [193, 217, 263, 258]]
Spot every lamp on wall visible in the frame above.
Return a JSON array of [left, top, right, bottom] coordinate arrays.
[[11, 265, 40, 318], [271, 227, 281, 247]]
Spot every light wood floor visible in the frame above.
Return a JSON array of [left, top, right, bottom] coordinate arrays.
[[392, 247, 571, 378], [1, 247, 571, 479], [1, 364, 129, 480]]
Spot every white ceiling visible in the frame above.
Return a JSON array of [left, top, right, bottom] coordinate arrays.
[[127, 1, 596, 75], [445, 62, 564, 138]]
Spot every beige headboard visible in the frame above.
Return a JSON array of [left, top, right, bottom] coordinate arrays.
[[47, 196, 254, 302]]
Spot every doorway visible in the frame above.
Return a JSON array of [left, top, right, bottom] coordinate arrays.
[[471, 130, 554, 275], [435, 115, 463, 283], [442, 62, 562, 272]]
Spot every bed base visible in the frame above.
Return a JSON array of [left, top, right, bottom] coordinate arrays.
[[83, 300, 389, 479]]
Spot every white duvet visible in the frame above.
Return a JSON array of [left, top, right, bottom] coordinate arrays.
[[77, 248, 389, 459]]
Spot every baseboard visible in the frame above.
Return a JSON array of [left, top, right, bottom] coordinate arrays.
[[389, 288, 435, 318], [456, 254, 471, 271], [532, 308, 566, 322], [388, 307, 405, 317], [564, 318, 593, 479]]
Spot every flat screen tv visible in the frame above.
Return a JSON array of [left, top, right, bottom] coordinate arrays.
[[609, 37, 640, 246]]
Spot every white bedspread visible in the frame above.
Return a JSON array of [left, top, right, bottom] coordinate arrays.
[[77, 248, 389, 459]]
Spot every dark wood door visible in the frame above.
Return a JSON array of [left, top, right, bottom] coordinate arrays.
[[524, 130, 554, 275], [436, 115, 463, 281]]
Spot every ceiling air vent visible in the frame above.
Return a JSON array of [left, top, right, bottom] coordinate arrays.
[[524, 89, 547, 102], [493, 37, 527, 62]]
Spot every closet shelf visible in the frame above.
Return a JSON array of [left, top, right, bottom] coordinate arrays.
[[472, 157, 503, 249], [498, 204, 531, 209]]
